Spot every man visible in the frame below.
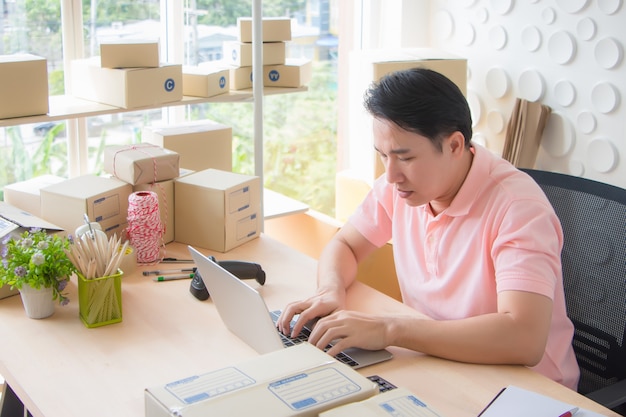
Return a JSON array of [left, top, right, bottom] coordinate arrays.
[[277, 68, 579, 390]]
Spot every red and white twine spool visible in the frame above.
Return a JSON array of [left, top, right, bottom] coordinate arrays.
[[127, 191, 164, 264]]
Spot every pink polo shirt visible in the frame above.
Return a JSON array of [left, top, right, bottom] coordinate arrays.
[[348, 143, 579, 390]]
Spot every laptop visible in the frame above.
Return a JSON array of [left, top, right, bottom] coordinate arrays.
[[188, 246, 393, 369]]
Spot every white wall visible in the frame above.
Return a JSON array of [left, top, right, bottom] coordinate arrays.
[[426, 0, 626, 188]]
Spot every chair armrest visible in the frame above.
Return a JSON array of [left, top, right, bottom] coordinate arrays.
[[585, 378, 626, 410]]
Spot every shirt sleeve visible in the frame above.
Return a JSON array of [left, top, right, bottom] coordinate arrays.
[[347, 177, 395, 248]]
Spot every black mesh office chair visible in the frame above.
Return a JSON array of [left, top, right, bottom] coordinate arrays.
[[522, 169, 626, 414]]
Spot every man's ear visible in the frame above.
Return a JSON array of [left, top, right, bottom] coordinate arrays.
[[446, 131, 466, 156]]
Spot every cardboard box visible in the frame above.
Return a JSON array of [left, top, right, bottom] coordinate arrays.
[[40, 175, 132, 238], [3, 175, 66, 217], [223, 41, 286, 67], [174, 169, 261, 252], [264, 58, 312, 87], [142, 122, 232, 172], [238, 17, 292, 43], [334, 170, 372, 224], [100, 40, 160, 68], [104, 144, 180, 185], [348, 48, 467, 182], [229, 66, 253, 90], [0, 54, 49, 119], [71, 57, 182, 109], [183, 65, 230, 98], [145, 343, 378, 417]]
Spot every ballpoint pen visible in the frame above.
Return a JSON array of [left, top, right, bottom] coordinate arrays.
[[558, 407, 579, 417], [152, 273, 195, 282], [143, 267, 196, 276]]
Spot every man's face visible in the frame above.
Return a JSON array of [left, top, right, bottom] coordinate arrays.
[[373, 118, 462, 210]]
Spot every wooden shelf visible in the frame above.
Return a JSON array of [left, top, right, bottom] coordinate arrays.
[[0, 86, 307, 128]]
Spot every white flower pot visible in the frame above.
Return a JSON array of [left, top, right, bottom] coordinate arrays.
[[19, 285, 55, 319]]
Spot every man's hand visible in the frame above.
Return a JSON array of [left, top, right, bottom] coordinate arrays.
[[277, 284, 346, 339], [308, 310, 390, 357]]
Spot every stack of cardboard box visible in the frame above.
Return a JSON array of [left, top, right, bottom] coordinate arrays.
[[71, 40, 183, 109], [220, 17, 311, 90]]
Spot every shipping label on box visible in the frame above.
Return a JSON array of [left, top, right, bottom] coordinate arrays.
[[0, 54, 49, 119], [40, 175, 132, 236], [238, 17, 292, 42], [100, 40, 160, 69], [145, 343, 378, 417], [174, 168, 261, 252], [71, 58, 182, 109], [223, 41, 286, 67], [183, 65, 230, 98], [264, 59, 312, 88], [142, 122, 232, 172], [104, 144, 180, 185]]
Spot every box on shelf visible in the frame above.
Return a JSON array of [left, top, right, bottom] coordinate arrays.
[[264, 58, 311, 88], [223, 41, 286, 67], [3, 175, 66, 217], [229, 66, 253, 90], [100, 40, 160, 69], [237, 17, 292, 43], [0, 54, 49, 119], [174, 168, 261, 252], [71, 57, 182, 109], [142, 122, 232, 172], [40, 175, 132, 238], [145, 343, 378, 417], [103, 144, 180, 186], [183, 65, 230, 98]]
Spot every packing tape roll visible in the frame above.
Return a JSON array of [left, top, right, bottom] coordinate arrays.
[[119, 245, 137, 274]]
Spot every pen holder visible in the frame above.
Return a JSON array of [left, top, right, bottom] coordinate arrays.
[[77, 269, 123, 328]]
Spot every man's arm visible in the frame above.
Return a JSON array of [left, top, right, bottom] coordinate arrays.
[[277, 223, 378, 338], [310, 289, 553, 367]]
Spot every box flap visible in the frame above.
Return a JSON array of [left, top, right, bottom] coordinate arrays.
[[0, 201, 63, 234]]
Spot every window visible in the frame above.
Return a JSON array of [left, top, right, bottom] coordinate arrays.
[[0, 0, 340, 217]]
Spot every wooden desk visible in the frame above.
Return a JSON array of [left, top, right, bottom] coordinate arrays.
[[0, 236, 619, 417]]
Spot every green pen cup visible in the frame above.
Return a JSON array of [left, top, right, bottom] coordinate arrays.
[[77, 269, 123, 328]]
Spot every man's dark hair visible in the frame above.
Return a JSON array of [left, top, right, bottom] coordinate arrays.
[[363, 67, 473, 151]]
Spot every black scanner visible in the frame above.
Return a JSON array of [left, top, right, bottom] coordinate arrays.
[[189, 255, 266, 301]]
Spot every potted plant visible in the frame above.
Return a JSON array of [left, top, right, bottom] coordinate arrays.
[[0, 228, 76, 319]]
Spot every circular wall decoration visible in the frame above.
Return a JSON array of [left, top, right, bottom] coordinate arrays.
[[485, 67, 509, 98], [598, 0, 622, 14], [568, 160, 585, 176], [576, 17, 597, 40], [490, 0, 514, 15], [475, 8, 489, 23], [467, 90, 483, 127], [434, 10, 454, 41], [518, 69, 545, 101], [489, 25, 508, 50], [587, 137, 618, 173], [459, 22, 476, 46], [554, 80, 576, 107], [548, 31, 577, 64], [542, 7, 557, 24], [555, 0, 590, 13], [472, 132, 487, 147], [591, 82, 620, 113], [594, 37, 623, 69], [487, 110, 506, 134], [541, 112, 575, 157], [521, 25, 542, 52], [577, 111, 597, 134]]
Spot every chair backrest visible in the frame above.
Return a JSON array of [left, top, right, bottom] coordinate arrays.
[[522, 169, 626, 395]]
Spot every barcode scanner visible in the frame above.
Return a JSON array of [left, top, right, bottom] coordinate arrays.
[[189, 256, 266, 301]]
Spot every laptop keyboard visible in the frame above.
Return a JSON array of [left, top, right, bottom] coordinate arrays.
[[270, 310, 359, 368]]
